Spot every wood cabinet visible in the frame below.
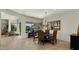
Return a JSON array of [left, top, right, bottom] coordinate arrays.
[[70, 34, 79, 50]]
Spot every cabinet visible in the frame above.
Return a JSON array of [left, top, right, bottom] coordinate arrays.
[[70, 34, 79, 50]]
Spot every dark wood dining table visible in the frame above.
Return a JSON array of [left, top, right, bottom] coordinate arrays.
[[44, 33, 52, 41]]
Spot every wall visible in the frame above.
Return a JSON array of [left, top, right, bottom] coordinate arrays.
[[0, 19, 1, 38], [75, 12, 79, 29], [0, 12, 1, 37], [45, 11, 78, 42], [25, 17, 42, 23]]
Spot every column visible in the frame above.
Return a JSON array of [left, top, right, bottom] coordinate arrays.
[[8, 20, 11, 32], [16, 22, 20, 34], [20, 17, 26, 38]]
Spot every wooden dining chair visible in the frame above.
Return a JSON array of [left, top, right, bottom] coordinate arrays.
[[33, 31, 38, 41], [38, 30, 45, 45], [45, 30, 49, 34], [51, 30, 58, 44]]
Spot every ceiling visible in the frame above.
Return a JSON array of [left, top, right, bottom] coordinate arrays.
[[11, 9, 63, 18], [11, 9, 71, 18]]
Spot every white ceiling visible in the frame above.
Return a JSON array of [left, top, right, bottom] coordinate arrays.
[[11, 9, 70, 18], [11, 9, 59, 18]]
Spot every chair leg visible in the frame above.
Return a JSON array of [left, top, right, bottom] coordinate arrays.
[[38, 41, 39, 44], [42, 41, 44, 45], [38, 40, 44, 45], [33, 38, 35, 41], [51, 41, 54, 44], [54, 39, 57, 44], [55, 39, 57, 44], [51, 39, 54, 44]]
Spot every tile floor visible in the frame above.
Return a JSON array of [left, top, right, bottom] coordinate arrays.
[[0, 36, 70, 50]]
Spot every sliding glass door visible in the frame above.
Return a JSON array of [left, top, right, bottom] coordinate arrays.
[[26, 22, 34, 33]]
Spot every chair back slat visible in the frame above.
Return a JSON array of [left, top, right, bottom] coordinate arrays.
[[38, 30, 44, 40]]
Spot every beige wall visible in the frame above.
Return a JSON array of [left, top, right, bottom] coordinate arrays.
[[0, 19, 1, 37], [0, 12, 1, 38], [25, 17, 42, 23], [45, 11, 78, 42]]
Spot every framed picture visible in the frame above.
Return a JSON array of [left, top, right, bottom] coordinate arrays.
[[47, 20, 61, 30]]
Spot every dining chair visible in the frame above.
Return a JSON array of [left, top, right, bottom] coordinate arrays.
[[38, 30, 45, 45], [50, 30, 58, 44], [33, 31, 38, 41], [45, 30, 49, 34]]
